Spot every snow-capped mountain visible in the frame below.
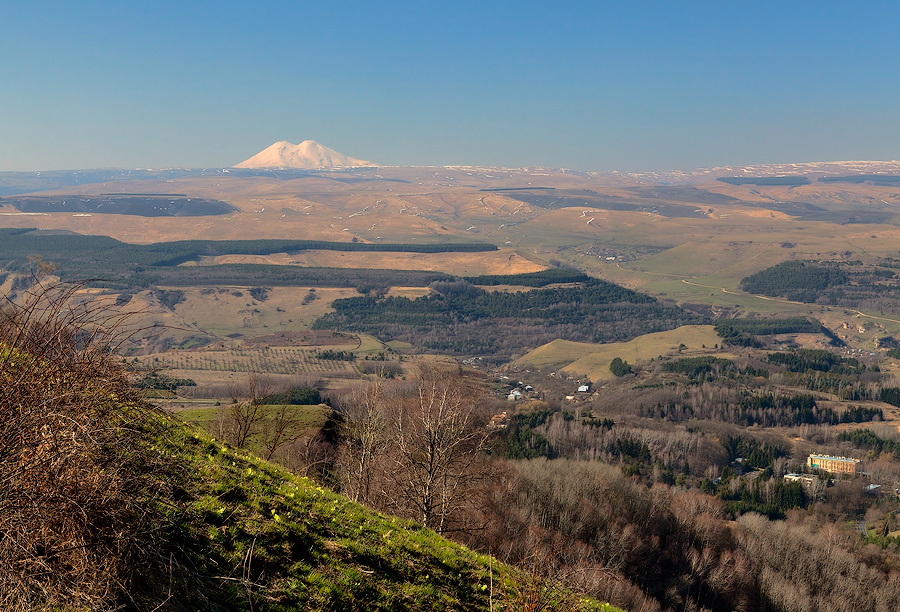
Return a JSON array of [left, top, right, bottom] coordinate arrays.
[[234, 140, 374, 169]]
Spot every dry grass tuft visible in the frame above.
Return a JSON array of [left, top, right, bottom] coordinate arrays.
[[0, 280, 171, 610]]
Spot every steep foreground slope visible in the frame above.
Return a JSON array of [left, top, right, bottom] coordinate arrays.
[[0, 283, 619, 611], [116, 419, 541, 611]]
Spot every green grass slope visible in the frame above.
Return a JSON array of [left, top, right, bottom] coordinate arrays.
[[156, 419, 496, 611], [136, 415, 630, 611]]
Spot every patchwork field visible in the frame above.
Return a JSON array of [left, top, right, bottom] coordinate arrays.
[[136, 346, 359, 376]]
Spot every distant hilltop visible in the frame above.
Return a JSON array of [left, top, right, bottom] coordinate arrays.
[[234, 140, 375, 170], [600, 159, 900, 185]]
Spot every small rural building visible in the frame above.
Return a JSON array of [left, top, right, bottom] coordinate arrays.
[[784, 473, 817, 488], [489, 412, 509, 429]]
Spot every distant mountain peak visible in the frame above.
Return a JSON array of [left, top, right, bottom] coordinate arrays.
[[234, 140, 375, 169]]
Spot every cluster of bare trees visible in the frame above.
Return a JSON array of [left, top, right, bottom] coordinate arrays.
[[539, 414, 728, 473], [334, 363, 492, 534], [463, 456, 900, 612], [738, 513, 900, 612], [212, 374, 323, 464]]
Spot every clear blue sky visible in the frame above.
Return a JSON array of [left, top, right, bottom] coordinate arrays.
[[2, 1, 898, 172]]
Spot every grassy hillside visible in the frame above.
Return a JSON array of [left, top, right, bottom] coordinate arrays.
[[515, 325, 723, 381], [13, 404, 625, 611], [147, 419, 500, 611]]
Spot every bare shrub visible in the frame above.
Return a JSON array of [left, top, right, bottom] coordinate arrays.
[[359, 360, 404, 377], [279, 429, 336, 481], [495, 549, 577, 612]]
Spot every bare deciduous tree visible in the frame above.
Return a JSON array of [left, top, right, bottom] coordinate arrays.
[[337, 379, 389, 505], [225, 374, 272, 449], [262, 402, 295, 461], [386, 363, 491, 533]]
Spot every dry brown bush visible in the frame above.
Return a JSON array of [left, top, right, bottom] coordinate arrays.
[[0, 281, 171, 610]]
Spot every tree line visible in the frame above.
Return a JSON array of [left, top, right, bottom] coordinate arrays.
[[766, 348, 864, 375], [837, 428, 900, 458], [714, 316, 824, 347], [463, 268, 590, 287]]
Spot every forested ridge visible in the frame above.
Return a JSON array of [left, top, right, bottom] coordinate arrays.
[[741, 258, 900, 314], [715, 316, 824, 338], [313, 278, 706, 355], [130, 264, 452, 289], [0, 229, 495, 264], [740, 260, 848, 301], [463, 268, 590, 287]]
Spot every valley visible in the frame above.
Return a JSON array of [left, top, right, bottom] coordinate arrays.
[[6, 160, 900, 611]]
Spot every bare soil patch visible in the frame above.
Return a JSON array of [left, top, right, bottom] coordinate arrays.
[[201, 249, 546, 276]]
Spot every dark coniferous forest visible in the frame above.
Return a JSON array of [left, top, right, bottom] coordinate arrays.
[[313, 278, 707, 355]]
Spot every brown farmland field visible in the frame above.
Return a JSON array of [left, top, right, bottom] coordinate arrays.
[[163, 286, 361, 336], [199, 249, 546, 276]]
